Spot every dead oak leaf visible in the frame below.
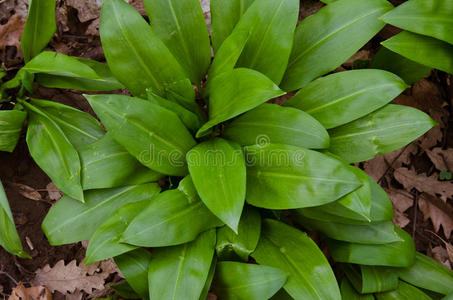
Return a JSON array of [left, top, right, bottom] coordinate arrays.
[[46, 182, 62, 201], [418, 193, 453, 239], [431, 246, 452, 269], [8, 283, 52, 300], [394, 167, 453, 201], [33, 260, 109, 294], [0, 14, 25, 53], [426, 147, 453, 173], [386, 188, 413, 228]]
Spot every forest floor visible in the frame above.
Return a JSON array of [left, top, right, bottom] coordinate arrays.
[[0, 0, 452, 298]]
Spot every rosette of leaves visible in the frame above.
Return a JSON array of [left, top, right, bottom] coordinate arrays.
[[3, 0, 453, 299]]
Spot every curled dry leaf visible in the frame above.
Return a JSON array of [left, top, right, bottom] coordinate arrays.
[[46, 182, 62, 202], [394, 167, 453, 201], [10, 183, 42, 201], [8, 283, 52, 300], [33, 259, 116, 294]]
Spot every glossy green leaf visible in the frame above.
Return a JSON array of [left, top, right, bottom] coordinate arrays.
[[342, 264, 399, 294], [223, 104, 329, 149], [443, 293, 453, 300], [315, 166, 372, 222], [122, 177, 222, 247], [21, 0, 56, 62], [0, 180, 29, 258], [234, 0, 299, 84], [36, 57, 124, 91], [148, 229, 216, 300], [213, 261, 287, 300], [144, 0, 210, 84], [215, 206, 261, 261], [328, 104, 436, 163], [210, 0, 254, 52], [281, 0, 392, 91], [197, 68, 285, 137], [29, 98, 104, 149], [85, 94, 196, 176], [111, 282, 141, 299], [381, 0, 453, 45], [399, 252, 453, 295], [100, 0, 192, 98], [295, 215, 402, 244], [115, 249, 152, 299], [340, 278, 374, 300], [42, 183, 160, 245], [0, 110, 26, 152], [382, 31, 453, 75], [371, 47, 431, 85], [284, 69, 408, 129], [23, 101, 83, 202], [86, 200, 152, 264], [79, 134, 162, 190], [297, 176, 394, 225], [328, 226, 415, 267], [187, 138, 246, 232], [375, 281, 432, 300], [245, 144, 362, 209], [252, 219, 341, 300], [147, 91, 201, 133]]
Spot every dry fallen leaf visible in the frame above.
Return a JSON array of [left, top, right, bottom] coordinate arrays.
[[386, 188, 413, 228], [33, 259, 115, 294], [46, 182, 62, 201], [418, 193, 453, 238], [394, 167, 453, 201], [426, 147, 453, 173], [0, 14, 25, 53], [431, 246, 452, 269], [8, 283, 52, 300], [65, 289, 83, 300], [428, 231, 453, 263], [10, 183, 42, 201]]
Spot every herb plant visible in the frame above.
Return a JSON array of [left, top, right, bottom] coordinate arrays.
[[1, 0, 453, 299]]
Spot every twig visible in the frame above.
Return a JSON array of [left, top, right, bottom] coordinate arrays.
[[412, 191, 419, 239], [377, 145, 410, 184], [0, 270, 18, 286]]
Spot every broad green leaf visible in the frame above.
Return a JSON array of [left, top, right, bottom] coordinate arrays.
[[443, 293, 453, 300], [85, 94, 196, 176], [100, 0, 192, 99], [213, 261, 287, 300], [22, 52, 101, 80], [375, 281, 432, 300], [79, 134, 162, 190], [252, 219, 341, 300], [328, 104, 436, 163], [216, 206, 261, 261], [147, 91, 201, 133], [381, 0, 453, 45], [199, 257, 217, 300], [210, 0, 254, 52], [245, 144, 362, 209], [234, 0, 299, 84], [111, 282, 141, 299], [340, 278, 374, 300], [281, 0, 392, 91], [295, 214, 402, 244], [328, 226, 415, 267], [36, 57, 124, 91], [284, 69, 408, 129], [398, 252, 453, 295], [21, 0, 56, 62], [0, 110, 27, 152], [122, 177, 222, 247], [197, 68, 285, 137], [0, 180, 29, 258], [223, 104, 329, 149], [143, 0, 211, 84], [115, 249, 152, 299], [86, 200, 151, 264], [23, 101, 83, 202], [382, 31, 453, 75], [187, 138, 246, 232], [148, 229, 216, 300], [42, 184, 160, 245], [315, 166, 372, 222], [342, 264, 399, 294], [297, 176, 394, 225], [371, 47, 431, 85], [29, 98, 104, 149]]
